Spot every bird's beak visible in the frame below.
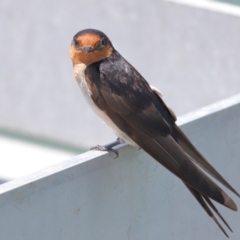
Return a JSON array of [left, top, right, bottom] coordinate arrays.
[[81, 46, 94, 53]]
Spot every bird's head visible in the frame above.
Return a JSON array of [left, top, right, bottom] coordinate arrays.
[[70, 29, 113, 66]]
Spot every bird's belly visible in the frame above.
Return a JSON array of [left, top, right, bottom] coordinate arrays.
[[74, 63, 138, 147]]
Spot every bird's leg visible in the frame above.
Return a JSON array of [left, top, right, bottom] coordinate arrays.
[[90, 138, 122, 158], [116, 137, 125, 144], [117, 137, 140, 150]]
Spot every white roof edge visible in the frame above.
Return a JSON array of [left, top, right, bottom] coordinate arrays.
[[0, 150, 105, 194], [0, 142, 127, 194], [167, 0, 240, 17], [177, 93, 240, 125]]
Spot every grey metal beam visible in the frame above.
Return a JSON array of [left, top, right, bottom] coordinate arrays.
[[0, 94, 239, 240]]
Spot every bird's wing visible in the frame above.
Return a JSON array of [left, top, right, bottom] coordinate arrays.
[[151, 85, 239, 236], [85, 60, 237, 211], [174, 125, 240, 197], [151, 86, 240, 198]]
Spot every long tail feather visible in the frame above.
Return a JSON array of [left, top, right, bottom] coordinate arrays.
[[185, 183, 230, 238], [174, 125, 240, 198], [203, 196, 232, 232]]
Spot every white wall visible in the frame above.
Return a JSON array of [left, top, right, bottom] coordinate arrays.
[[0, 0, 240, 147]]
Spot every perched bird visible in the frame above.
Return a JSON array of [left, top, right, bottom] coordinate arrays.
[[69, 28, 239, 237]]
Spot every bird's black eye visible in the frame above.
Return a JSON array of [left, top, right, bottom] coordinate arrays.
[[73, 38, 79, 47], [100, 38, 107, 47]]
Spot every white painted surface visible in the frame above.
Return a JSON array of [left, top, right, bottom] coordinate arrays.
[[0, 94, 239, 240], [169, 0, 240, 16], [0, 136, 74, 180], [0, 0, 240, 147]]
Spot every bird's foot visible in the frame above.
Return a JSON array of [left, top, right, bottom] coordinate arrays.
[[90, 139, 121, 159]]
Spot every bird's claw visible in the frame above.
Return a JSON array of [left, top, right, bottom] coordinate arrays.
[[90, 143, 119, 159], [90, 145, 107, 151]]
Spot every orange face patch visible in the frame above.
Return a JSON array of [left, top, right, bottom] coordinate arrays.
[[70, 43, 113, 66], [76, 33, 102, 48]]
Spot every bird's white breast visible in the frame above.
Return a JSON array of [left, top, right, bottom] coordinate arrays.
[[73, 63, 137, 147]]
